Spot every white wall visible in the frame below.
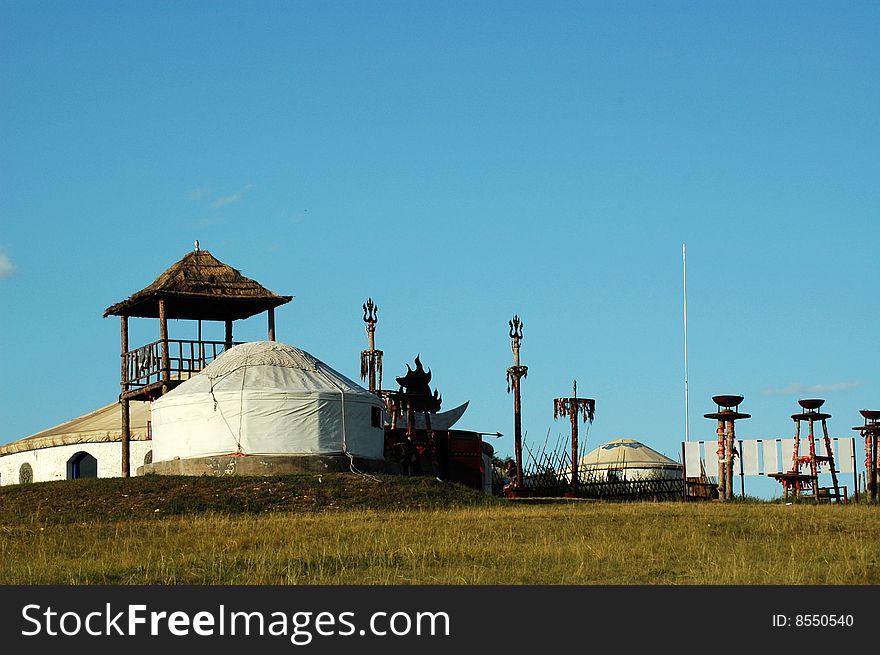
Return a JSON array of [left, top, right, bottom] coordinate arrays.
[[583, 466, 682, 482], [0, 441, 153, 486]]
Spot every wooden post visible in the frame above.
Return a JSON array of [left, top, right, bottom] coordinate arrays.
[[121, 399, 130, 477], [681, 442, 688, 501], [726, 421, 736, 499], [159, 298, 170, 395], [507, 316, 527, 492], [120, 315, 130, 478], [821, 419, 840, 500], [807, 419, 818, 500], [198, 319, 204, 368], [716, 419, 725, 500], [513, 374, 523, 489], [268, 307, 276, 341], [225, 319, 233, 350], [570, 402, 579, 493]]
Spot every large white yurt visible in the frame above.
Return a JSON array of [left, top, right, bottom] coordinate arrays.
[[578, 438, 682, 481], [149, 340, 385, 463]]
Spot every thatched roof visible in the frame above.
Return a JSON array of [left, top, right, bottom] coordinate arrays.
[[0, 401, 151, 456], [103, 248, 293, 320]]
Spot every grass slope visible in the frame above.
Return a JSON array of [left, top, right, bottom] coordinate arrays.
[[0, 473, 495, 524], [1, 475, 878, 585]]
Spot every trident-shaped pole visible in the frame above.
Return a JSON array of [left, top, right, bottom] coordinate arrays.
[[554, 380, 596, 496], [506, 315, 528, 491], [360, 298, 383, 394]]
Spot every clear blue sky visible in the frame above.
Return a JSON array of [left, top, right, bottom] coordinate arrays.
[[1, 1, 877, 497]]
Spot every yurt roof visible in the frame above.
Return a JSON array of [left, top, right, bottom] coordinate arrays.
[[579, 439, 681, 469], [0, 401, 151, 456], [103, 247, 292, 320], [156, 341, 379, 399]]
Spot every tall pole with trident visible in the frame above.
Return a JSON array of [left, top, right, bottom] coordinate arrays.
[[360, 298, 383, 395], [554, 380, 595, 496], [507, 315, 528, 491]]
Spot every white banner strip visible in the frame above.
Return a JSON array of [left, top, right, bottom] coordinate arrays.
[[689, 437, 860, 478], [837, 438, 855, 474], [780, 439, 797, 471], [762, 439, 779, 474], [702, 440, 718, 478], [684, 441, 702, 477], [741, 440, 760, 476]]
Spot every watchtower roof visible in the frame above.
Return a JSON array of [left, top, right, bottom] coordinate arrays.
[[103, 248, 292, 321]]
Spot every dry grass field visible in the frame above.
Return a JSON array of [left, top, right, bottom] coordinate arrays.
[[1, 474, 878, 585]]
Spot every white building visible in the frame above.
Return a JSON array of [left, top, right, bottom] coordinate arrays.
[[0, 340, 389, 486], [0, 401, 152, 486]]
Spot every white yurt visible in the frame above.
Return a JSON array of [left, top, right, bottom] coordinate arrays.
[[578, 438, 682, 481], [149, 340, 385, 463]]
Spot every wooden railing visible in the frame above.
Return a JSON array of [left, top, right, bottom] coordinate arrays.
[[124, 339, 237, 391]]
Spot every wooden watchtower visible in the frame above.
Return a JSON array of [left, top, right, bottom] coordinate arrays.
[[103, 243, 292, 476]]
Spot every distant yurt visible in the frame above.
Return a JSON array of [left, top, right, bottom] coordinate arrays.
[[0, 401, 152, 485], [578, 438, 682, 482], [148, 341, 385, 469]]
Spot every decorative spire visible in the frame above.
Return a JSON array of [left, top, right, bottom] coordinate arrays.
[[360, 297, 383, 394]]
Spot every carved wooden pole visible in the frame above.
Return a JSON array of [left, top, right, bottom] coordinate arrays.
[[716, 419, 726, 498], [705, 395, 750, 501], [851, 412, 879, 503], [873, 432, 879, 503], [506, 316, 528, 490], [268, 307, 276, 341], [360, 298, 383, 395], [725, 419, 737, 500], [553, 380, 596, 496]]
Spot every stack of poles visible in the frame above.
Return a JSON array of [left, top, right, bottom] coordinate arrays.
[[705, 396, 750, 501], [870, 431, 879, 503], [789, 400, 841, 501], [714, 419, 739, 501]]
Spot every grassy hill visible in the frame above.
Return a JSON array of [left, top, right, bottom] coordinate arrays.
[[1, 474, 878, 585], [0, 472, 496, 524]]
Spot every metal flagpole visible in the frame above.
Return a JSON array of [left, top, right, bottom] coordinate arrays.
[[683, 243, 690, 443]]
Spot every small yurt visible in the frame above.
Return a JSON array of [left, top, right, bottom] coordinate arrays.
[[148, 341, 385, 467], [578, 438, 682, 482]]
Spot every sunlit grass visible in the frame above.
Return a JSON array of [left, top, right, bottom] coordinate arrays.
[[2, 502, 877, 585]]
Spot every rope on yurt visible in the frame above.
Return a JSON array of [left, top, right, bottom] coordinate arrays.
[[234, 354, 248, 454], [207, 355, 246, 455], [323, 365, 382, 483]]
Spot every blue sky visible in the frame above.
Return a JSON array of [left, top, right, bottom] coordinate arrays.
[[1, 1, 877, 497]]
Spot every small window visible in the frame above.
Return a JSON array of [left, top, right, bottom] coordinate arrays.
[[144, 450, 153, 465], [371, 406, 382, 428], [19, 463, 33, 484]]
